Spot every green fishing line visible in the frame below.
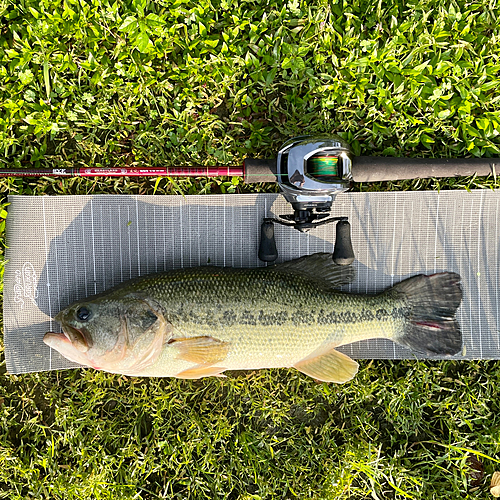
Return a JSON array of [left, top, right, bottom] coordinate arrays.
[[308, 156, 339, 179]]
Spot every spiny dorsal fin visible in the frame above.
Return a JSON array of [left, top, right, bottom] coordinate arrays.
[[273, 253, 355, 290]]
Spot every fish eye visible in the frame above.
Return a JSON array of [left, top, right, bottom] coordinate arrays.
[[76, 306, 91, 321]]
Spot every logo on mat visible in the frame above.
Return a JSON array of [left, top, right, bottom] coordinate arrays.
[[14, 262, 38, 309]]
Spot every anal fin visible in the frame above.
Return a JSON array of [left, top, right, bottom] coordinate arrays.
[[294, 346, 359, 383]]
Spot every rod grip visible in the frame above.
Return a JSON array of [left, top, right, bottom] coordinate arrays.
[[243, 158, 277, 183], [352, 156, 499, 182]]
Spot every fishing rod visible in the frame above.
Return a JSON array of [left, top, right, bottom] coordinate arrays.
[[2, 134, 498, 263], [1, 136, 496, 182]]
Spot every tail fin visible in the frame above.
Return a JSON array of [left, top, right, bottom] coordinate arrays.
[[392, 272, 463, 356]]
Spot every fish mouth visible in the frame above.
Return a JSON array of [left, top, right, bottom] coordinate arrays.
[[43, 331, 98, 369], [54, 312, 92, 353], [43, 331, 69, 344]]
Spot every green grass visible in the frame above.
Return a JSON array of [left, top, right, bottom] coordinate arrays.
[[1, 361, 500, 499], [1, 0, 500, 498]]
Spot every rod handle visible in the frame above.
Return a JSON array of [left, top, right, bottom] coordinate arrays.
[[243, 158, 277, 183], [352, 156, 499, 182]]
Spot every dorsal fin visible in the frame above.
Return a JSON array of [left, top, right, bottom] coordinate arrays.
[[273, 253, 355, 290]]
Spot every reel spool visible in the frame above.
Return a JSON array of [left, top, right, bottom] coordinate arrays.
[[307, 155, 340, 181]]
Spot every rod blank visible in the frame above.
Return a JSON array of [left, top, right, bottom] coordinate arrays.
[[0, 166, 245, 178]]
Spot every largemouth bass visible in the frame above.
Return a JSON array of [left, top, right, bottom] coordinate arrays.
[[44, 253, 462, 383]]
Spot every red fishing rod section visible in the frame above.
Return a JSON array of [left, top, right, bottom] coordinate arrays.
[[0, 166, 245, 178]]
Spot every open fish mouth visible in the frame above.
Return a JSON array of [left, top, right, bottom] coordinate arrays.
[[43, 329, 100, 369], [52, 320, 92, 353]]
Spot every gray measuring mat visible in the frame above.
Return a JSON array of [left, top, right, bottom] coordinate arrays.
[[3, 191, 500, 374]]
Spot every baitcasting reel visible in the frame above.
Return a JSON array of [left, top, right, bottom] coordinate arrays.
[[256, 135, 355, 265], [275, 134, 353, 231]]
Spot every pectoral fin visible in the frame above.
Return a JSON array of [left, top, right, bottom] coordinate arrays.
[[169, 336, 230, 365], [176, 365, 227, 379], [294, 346, 359, 383]]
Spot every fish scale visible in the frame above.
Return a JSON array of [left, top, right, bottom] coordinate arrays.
[[44, 254, 463, 383]]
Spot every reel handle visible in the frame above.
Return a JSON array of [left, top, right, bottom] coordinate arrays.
[[258, 221, 279, 262], [332, 220, 355, 266], [258, 218, 355, 266]]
